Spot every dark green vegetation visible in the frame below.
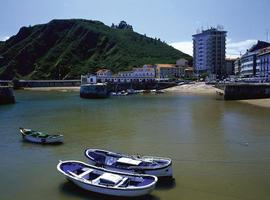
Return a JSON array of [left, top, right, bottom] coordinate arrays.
[[0, 19, 191, 80]]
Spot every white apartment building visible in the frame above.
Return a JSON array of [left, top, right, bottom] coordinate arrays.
[[96, 65, 155, 83], [257, 47, 270, 79], [240, 41, 270, 77]]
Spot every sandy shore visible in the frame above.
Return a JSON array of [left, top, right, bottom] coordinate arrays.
[[239, 99, 270, 108], [164, 82, 222, 95], [23, 87, 80, 92]]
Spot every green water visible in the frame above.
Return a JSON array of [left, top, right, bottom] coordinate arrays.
[[0, 91, 270, 200]]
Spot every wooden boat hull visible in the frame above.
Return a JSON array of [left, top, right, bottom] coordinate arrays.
[[85, 149, 173, 178], [57, 160, 157, 197], [22, 135, 64, 144], [20, 128, 63, 144]]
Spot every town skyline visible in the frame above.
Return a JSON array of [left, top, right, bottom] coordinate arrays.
[[1, 0, 270, 57]]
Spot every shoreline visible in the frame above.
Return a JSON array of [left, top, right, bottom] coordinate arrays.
[[239, 99, 270, 109], [22, 86, 80, 92], [16, 84, 270, 109], [164, 82, 221, 95]]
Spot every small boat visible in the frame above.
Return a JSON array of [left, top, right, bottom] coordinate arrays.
[[127, 89, 140, 95], [57, 160, 157, 197], [19, 128, 63, 144], [84, 149, 173, 178], [117, 91, 128, 96], [110, 91, 128, 96]]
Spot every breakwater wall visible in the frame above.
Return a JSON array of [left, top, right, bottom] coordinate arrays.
[[2, 79, 176, 92], [13, 80, 81, 88], [222, 83, 270, 100], [0, 86, 15, 104], [108, 82, 177, 92]]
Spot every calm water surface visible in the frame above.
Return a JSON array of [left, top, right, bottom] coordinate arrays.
[[0, 91, 270, 200]]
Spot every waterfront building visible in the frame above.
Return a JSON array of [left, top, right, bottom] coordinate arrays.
[[257, 47, 270, 80], [240, 41, 270, 77], [176, 58, 189, 77], [176, 58, 189, 67], [193, 27, 227, 79], [96, 69, 112, 77], [81, 75, 97, 84], [240, 51, 257, 77], [96, 65, 156, 83], [184, 67, 194, 79], [154, 64, 178, 79], [234, 58, 241, 76], [132, 65, 155, 78], [225, 58, 236, 76]]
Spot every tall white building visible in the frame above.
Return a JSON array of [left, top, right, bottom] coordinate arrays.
[[193, 27, 226, 79]]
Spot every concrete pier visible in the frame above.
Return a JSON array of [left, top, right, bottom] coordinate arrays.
[[224, 83, 270, 100], [13, 80, 81, 88], [0, 86, 15, 104]]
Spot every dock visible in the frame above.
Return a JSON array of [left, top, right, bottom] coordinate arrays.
[[13, 80, 81, 88], [217, 83, 270, 100], [0, 86, 15, 104]]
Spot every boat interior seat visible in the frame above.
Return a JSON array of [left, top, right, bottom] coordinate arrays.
[[116, 177, 129, 187], [77, 169, 94, 178], [67, 169, 94, 179]]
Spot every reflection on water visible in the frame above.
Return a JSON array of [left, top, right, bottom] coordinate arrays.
[[0, 91, 270, 200], [156, 178, 176, 190]]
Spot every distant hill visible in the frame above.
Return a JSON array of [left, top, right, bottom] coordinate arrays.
[[0, 19, 192, 80]]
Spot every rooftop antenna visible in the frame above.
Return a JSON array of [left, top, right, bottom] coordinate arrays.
[[266, 29, 269, 42], [201, 26, 204, 32], [239, 50, 242, 56]]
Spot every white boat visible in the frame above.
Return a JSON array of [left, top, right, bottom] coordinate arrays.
[[19, 128, 63, 144], [57, 160, 157, 197], [84, 149, 173, 178], [110, 91, 128, 96]]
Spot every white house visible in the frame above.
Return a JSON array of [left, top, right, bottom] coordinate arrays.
[[257, 47, 270, 80], [95, 65, 156, 83], [96, 69, 112, 77], [176, 58, 188, 67]]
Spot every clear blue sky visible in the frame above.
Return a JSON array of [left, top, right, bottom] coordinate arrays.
[[1, 0, 270, 56]]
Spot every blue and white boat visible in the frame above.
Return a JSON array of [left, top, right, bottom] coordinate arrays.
[[57, 160, 157, 197], [84, 149, 173, 178]]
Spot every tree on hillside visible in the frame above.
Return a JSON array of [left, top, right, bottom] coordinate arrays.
[[111, 21, 133, 31]]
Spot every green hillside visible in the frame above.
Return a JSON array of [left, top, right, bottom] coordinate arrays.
[[0, 19, 191, 80]]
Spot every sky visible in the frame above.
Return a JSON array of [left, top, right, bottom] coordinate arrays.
[[1, 0, 270, 58]]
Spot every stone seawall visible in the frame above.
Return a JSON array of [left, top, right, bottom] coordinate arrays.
[[108, 82, 177, 92], [0, 86, 15, 104], [224, 84, 270, 100]]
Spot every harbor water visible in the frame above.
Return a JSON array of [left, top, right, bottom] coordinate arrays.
[[0, 91, 270, 200]]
